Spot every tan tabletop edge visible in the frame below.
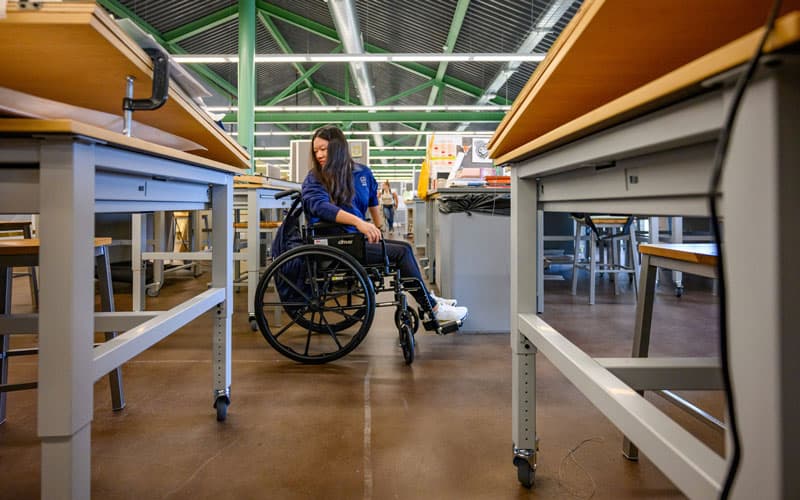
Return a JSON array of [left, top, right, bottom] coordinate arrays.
[[0, 119, 244, 175], [0, 237, 113, 255], [0, 2, 250, 169], [639, 243, 718, 265], [590, 217, 631, 224], [233, 221, 282, 229], [488, 0, 601, 152], [494, 11, 800, 165]]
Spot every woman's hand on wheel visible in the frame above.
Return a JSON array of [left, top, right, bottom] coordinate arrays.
[[356, 220, 382, 243]]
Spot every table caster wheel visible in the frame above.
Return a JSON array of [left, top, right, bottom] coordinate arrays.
[[214, 396, 229, 422], [513, 457, 535, 488]]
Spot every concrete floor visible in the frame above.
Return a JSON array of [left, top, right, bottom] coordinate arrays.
[[0, 256, 723, 499]]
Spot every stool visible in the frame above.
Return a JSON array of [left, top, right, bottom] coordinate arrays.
[[571, 215, 640, 305], [621, 243, 721, 460], [0, 237, 125, 424], [0, 221, 38, 308]]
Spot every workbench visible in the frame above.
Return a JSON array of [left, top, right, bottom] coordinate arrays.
[[490, 2, 800, 497]]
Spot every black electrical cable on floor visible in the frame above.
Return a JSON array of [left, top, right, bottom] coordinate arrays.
[[709, 1, 782, 498]]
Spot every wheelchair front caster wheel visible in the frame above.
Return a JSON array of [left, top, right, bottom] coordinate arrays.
[[513, 457, 534, 488], [146, 287, 160, 298], [394, 307, 419, 335], [675, 286, 684, 298], [399, 324, 415, 365], [249, 317, 258, 332], [214, 396, 229, 422]]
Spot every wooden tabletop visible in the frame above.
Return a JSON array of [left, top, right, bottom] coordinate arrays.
[[0, 1, 249, 170], [591, 217, 630, 225], [233, 221, 282, 229], [490, 1, 800, 164], [0, 119, 243, 174], [638, 243, 718, 266], [0, 237, 112, 256]]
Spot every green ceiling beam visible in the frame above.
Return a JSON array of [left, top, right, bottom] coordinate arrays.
[[311, 84, 352, 104], [370, 150, 425, 158], [386, 136, 419, 147], [428, 0, 470, 104], [238, 0, 257, 171], [257, 1, 339, 41], [344, 65, 350, 104], [258, 10, 329, 106], [224, 111, 505, 123], [254, 151, 290, 158], [365, 45, 509, 104], [256, 0, 507, 104], [266, 63, 326, 105], [376, 81, 436, 106], [183, 62, 238, 96], [263, 47, 342, 106], [262, 83, 312, 105], [97, 0, 237, 98], [96, 0, 164, 44], [163, 6, 239, 44], [418, 0, 470, 145]]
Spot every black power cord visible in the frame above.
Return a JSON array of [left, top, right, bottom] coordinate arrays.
[[708, 1, 783, 498]]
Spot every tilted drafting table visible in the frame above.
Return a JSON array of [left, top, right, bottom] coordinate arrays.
[[0, 2, 248, 498], [490, 1, 800, 498]]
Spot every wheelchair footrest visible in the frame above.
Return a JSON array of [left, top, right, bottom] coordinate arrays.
[[422, 318, 461, 335], [437, 320, 461, 335]]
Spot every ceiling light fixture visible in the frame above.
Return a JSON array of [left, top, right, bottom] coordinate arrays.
[[206, 104, 510, 113], [172, 53, 546, 64], [232, 130, 495, 137]]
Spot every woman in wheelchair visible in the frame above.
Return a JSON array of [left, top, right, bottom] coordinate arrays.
[[302, 125, 468, 324], [252, 125, 467, 365]]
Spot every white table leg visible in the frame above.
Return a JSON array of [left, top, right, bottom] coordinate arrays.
[[211, 181, 233, 417], [724, 67, 800, 499], [536, 209, 544, 314], [510, 171, 539, 485], [38, 140, 94, 499], [247, 190, 259, 323], [131, 214, 146, 312]]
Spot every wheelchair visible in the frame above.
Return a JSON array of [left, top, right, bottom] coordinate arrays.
[[253, 189, 461, 365]]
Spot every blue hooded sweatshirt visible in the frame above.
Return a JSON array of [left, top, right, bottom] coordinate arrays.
[[301, 163, 379, 233]]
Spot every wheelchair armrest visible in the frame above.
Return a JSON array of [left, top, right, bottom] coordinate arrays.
[[309, 221, 341, 232]]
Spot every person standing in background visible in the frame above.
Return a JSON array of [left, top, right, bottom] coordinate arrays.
[[379, 180, 398, 232]]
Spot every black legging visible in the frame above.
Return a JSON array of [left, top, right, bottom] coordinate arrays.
[[364, 239, 434, 310]]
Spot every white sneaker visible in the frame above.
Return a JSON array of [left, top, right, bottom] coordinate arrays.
[[430, 291, 457, 307], [434, 303, 468, 323]]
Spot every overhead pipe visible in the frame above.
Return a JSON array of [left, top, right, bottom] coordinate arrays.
[[327, 0, 385, 149]]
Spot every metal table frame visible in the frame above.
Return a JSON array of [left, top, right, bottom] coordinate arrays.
[[0, 131, 234, 498], [510, 60, 799, 499], [238, 187, 294, 326], [131, 187, 292, 323]]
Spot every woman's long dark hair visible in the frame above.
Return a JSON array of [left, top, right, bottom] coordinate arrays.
[[310, 125, 354, 207]]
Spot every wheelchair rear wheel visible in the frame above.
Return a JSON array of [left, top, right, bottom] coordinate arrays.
[[254, 245, 375, 363]]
